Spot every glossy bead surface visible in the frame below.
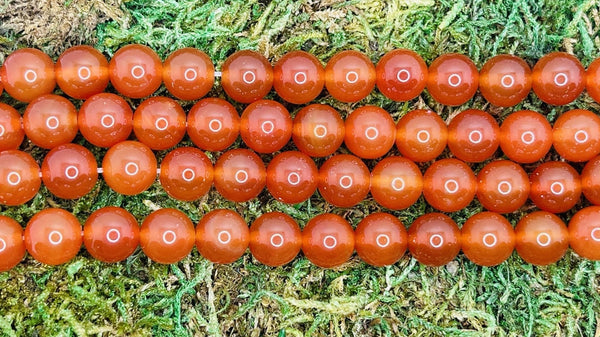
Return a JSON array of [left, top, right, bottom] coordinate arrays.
[[532, 52, 584, 105], [0, 103, 24, 151], [83, 207, 139, 263], [159, 147, 213, 201], [324, 50, 376, 102], [477, 160, 529, 213], [0, 150, 41, 206], [302, 214, 354, 268], [196, 209, 249, 264], [376, 49, 427, 101], [461, 212, 515, 266], [354, 213, 407, 266], [24, 209, 82, 266], [423, 159, 476, 212], [529, 161, 581, 213], [0, 48, 55, 102], [213, 149, 266, 202], [78, 93, 133, 148], [427, 53, 478, 106], [479, 54, 532, 107], [273, 51, 324, 104], [515, 211, 568, 265], [140, 208, 195, 264], [240, 100, 292, 153], [133, 97, 186, 150], [499, 110, 552, 163], [552, 109, 600, 162], [344, 106, 396, 159], [23, 94, 78, 149], [41, 143, 98, 199], [221, 50, 273, 103], [585, 57, 600, 103], [249, 212, 302, 266], [0, 216, 26, 272], [370, 156, 423, 210], [162, 47, 214, 100], [109, 44, 162, 98], [447, 109, 499, 163], [318, 154, 370, 208], [266, 151, 318, 204], [407, 213, 461, 267], [187, 98, 240, 152], [395, 109, 447, 162], [55, 45, 109, 99], [102, 141, 157, 195], [292, 104, 344, 157], [581, 156, 600, 205], [568, 206, 600, 260]]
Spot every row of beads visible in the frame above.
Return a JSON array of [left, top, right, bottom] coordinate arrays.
[[1, 46, 598, 106]]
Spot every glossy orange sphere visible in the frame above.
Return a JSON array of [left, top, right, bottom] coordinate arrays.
[[568, 206, 600, 260], [376, 49, 427, 101], [479, 54, 532, 107], [292, 104, 345, 158], [83, 207, 139, 263], [0, 216, 26, 272], [213, 149, 266, 202], [423, 158, 476, 212], [344, 106, 396, 159], [395, 109, 447, 162], [370, 156, 423, 210], [529, 161, 581, 213], [354, 213, 407, 266], [515, 211, 568, 265], [273, 51, 324, 104], [324, 50, 376, 102], [581, 156, 600, 205], [0, 48, 55, 102], [109, 44, 162, 98], [221, 50, 273, 103], [133, 97, 186, 150], [0, 103, 25, 151], [476, 160, 529, 213], [318, 154, 370, 208], [187, 98, 240, 152], [23, 94, 78, 149], [55, 45, 109, 99], [140, 208, 195, 264], [240, 100, 292, 153], [407, 213, 461, 266], [499, 110, 552, 163], [24, 209, 82, 266], [41, 143, 98, 199], [461, 212, 515, 266], [162, 47, 214, 100], [302, 213, 354, 268], [0, 150, 41, 206], [532, 52, 585, 105], [585, 57, 600, 103], [427, 53, 479, 106], [159, 147, 213, 201], [553, 109, 600, 162], [195, 209, 249, 264], [102, 141, 157, 195], [249, 212, 302, 266], [266, 151, 318, 204], [78, 93, 133, 148], [447, 109, 500, 163]]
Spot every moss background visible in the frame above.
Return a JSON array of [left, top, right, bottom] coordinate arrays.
[[1, 0, 600, 336]]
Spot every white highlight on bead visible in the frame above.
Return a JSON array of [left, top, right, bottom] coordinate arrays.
[[391, 177, 405, 191], [365, 127, 379, 140], [429, 234, 443, 248], [468, 130, 483, 144], [125, 162, 139, 176], [7, 172, 21, 186], [444, 179, 459, 194], [0, 238, 6, 252], [261, 121, 274, 134], [131, 65, 145, 79], [339, 175, 353, 189], [497, 181, 512, 195], [106, 229, 121, 243], [482, 233, 498, 248], [553, 73, 568, 86], [65, 166, 79, 180], [46, 116, 59, 130], [242, 71, 256, 84], [270, 233, 284, 247], [208, 119, 222, 132], [416, 130, 430, 143], [323, 235, 337, 249], [287, 172, 300, 186], [101, 114, 115, 128], [448, 74, 461, 87], [217, 230, 231, 244], [313, 125, 327, 138], [500, 74, 515, 88], [550, 182, 564, 195], [24, 70, 37, 83], [235, 170, 248, 183], [162, 230, 177, 244], [155, 117, 169, 131], [521, 131, 535, 145], [0, 125, 5, 137], [184, 68, 198, 81], [396, 69, 410, 83], [78, 66, 91, 80], [376, 234, 390, 248], [181, 168, 195, 182], [536, 232, 551, 247], [48, 231, 63, 245], [294, 72, 307, 84], [591, 228, 600, 242], [574, 130, 589, 144], [346, 71, 359, 84]]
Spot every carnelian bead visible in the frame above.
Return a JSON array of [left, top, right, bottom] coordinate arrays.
[[55, 45, 109, 99], [292, 104, 344, 158], [195, 209, 249, 264], [0, 48, 55, 102], [0, 103, 24, 151], [324, 50, 376, 103], [266, 151, 318, 204], [78, 93, 133, 148], [427, 53, 479, 106], [187, 98, 240, 152], [529, 161, 581, 214], [109, 44, 162, 98], [532, 52, 584, 105], [102, 141, 157, 195], [302, 214, 354, 268], [370, 157, 423, 210], [395, 109, 447, 162], [568, 206, 600, 260], [376, 49, 427, 101], [515, 211, 568, 265], [24, 209, 82, 266], [422, 159, 476, 212], [23, 94, 78, 149], [83, 207, 139, 263], [344, 106, 395, 159], [0, 216, 26, 271], [447, 109, 499, 163], [273, 51, 324, 104], [41, 143, 98, 199], [162, 47, 214, 100], [407, 213, 461, 267], [582, 156, 600, 205], [221, 50, 273, 103], [585, 57, 600, 103], [499, 110, 552, 163], [240, 100, 292, 153], [159, 147, 213, 201], [213, 149, 266, 202], [461, 212, 515, 266], [0, 150, 41, 206], [249, 212, 302, 266], [477, 160, 529, 213], [479, 54, 532, 107], [553, 109, 600, 162], [133, 97, 186, 150], [354, 213, 407, 266], [318, 154, 370, 208], [140, 208, 195, 264]]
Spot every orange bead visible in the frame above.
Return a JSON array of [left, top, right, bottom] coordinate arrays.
[[370, 156, 423, 210], [427, 53, 479, 106], [266, 151, 318, 204], [395, 109, 447, 162], [249, 212, 302, 266], [162, 47, 214, 100], [0, 150, 41, 206], [302, 213, 354, 268], [324, 50, 376, 102], [318, 154, 370, 208], [344, 106, 396, 159], [499, 110, 552, 163], [140, 208, 195, 264], [476, 160, 529, 213], [423, 158, 476, 212], [447, 109, 499, 163], [195, 209, 249, 264], [582, 156, 600, 205], [23, 94, 78, 149], [187, 98, 240, 152], [0, 215, 26, 272], [108, 44, 162, 98], [102, 141, 157, 195], [159, 147, 213, 201], [0, 103, 24, 151], [354, 213, 407, 266], [407, 213, 461, 267], [479, 54, 532, 107], [83, 207, 139, 263], [532, 52, 584, 105], [78, 93, 133, 148], [292, 104, 345, 158], [552, 109, 600, 162], [568, 206, 600, 260], [41, 143, 98, 199], [213, 149, 265, 202], [0, 48, 55, 102], [273, 51, 324, 104], [221, 50, 273, 103], [585, 57, 600, 103], [461, 212, 515, 266], [55, 45, 109, 99], [515, 211, 568, 265], [529, 161, 581, 214], [24, 209, 82, 266], [133, 97, 186, 150], [240, 100, 292, 153], [376, 49, 427, 101]]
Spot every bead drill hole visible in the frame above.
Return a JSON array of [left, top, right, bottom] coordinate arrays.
[[48, 231, 63, 245], [218, 231, 231, 244], [376, 234, 390, 248], [500, 74, 514, 88], [339, 175, 353, 189], [24, 69, 38, 83], [125, 162, 140, 176], [416, 130, 430, 143], [468, 130, 483, 144], [447, 74, 461, 87], [536, 232, 551, 247], [208, 119, 222, 132], [346, 71, 359, 84], [391, 177, 405, 191], [46, 116, 60, 130], [497, 181, 512, 195], [521, 131, 535, 145], [550, 182, 564, 195], [162, 230, 177, 244], [101, 114, 115, 128], [444, 179, 459, 194], [323, 235, 337, 249], [261, 121, 274, 134], [242, 71, 256, 84], [554, 73, 568, 86], [294, 72, 307, 85], [184, 68, 198, 81], [364, 127, 379, 140], [313, 125, 327, 138], [287, 172, 301, 186], [155, 117, 169, 131], [429, 234, 444, 248], [574, 130, 588, 144], [235, 170, 248, 184], [270, 233, 284, 247], [65, 166, 79, 180], [131, 65, 145, 79], [396, 69, 410, 83], [482, 233, 497, 247], [7, 172, 21, 186], [106, 229, 121, 243], [591, 228, 600, 242], [78, 66, 91, 80], [181, 168, 195, 182]]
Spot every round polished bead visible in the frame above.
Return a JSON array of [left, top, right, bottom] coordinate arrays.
[[273, 51, 324, 104], [370, 156, 423, 210], [395, 109, 447, 162], [24, 209, 82, 266], [133, 97, 186, 150], [447, 109, 500, 163], [427, 53, 479, 106], [552, 109, 600, 162], [55, 45, 109, 99], [159, 147, 213, 201], [240, 100, 292, 153], [477, 160, 529, 213], [354, 213, 407, 266], [324, 50, 376, 103], [23, 94, 78, 149], [376, 49, 427, 101], [582, 156, 600, 205], [221, 50, 273, 103], [249, 212, 302, 267], [344, 106, 396, 159], [102, 141, 157, 196], [162, 47, 214, 100], [532, 52, 585, 105], [78, 93, 133, 148], [196, 209, 249, 264], [0, 48, 55, 102], [585, 57, 600, 103], [499, 110, 552, 163], [41, 143, 98, 199], [140, 208, 195, 264], [423, 158, 476, 212], [568, 206, 600, 260], [213, 149, 266, 202], [187, 98, 240, 152], [266, 151, 318, 204], [292, 104, 345, 158], [0, 150, 41, 206], [318, 154, 370, 208], [83, 207, 139, 263], [408, 213, 461, 267], [0, 216, 26, 272], [302, 214, 354, 268], [515, 211, 568, 265], [461, 212, 515, 266], [479, 54, 532, 107], [109, 44, 163, 98], [529, 161, 581, 214], [0, 103, 24, 151]]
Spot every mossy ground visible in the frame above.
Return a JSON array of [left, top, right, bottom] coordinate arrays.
[[1, 0, 600, 336]]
